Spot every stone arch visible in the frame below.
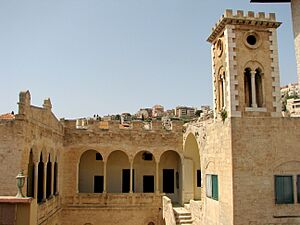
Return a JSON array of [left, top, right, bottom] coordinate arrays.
[[273, 160, 300, 174], [107, 150, 130, 193], [79, 150, 104, 193], [133, 150, 156, 193], [244, 61, 265, 108], [27, 149, 35, 197], [159, 150, 182, 204], [183, 133, 201, 202]]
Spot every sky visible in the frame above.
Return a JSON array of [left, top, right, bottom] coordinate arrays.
[[0, 0, 296, 119]]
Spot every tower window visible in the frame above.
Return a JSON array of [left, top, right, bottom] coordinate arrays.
[[247, 35, 257, 46], [244, 68, 252, 107], [142, 152, 153, 161], [96, 153, 102, 160]]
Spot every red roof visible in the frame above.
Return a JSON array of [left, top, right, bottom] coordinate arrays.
[[0, 113, 15, 120]]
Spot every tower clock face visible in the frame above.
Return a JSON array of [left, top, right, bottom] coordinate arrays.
[[216, 39, 223, 57]]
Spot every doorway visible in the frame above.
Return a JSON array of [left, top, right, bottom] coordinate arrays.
[[94, 176, 103, 193], [143, 175, 154, 193], [163, 169, 174, 193], [122, 169, 134, 193]]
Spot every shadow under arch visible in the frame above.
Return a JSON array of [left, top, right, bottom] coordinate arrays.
[[107, 150, 130, 193], [79, 149, 104, 193], [133, 150, 156, 193], [183, 133, 201, 202], [159, 150, 182, 204]]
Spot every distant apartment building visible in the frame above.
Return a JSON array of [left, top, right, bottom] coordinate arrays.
[[152, 104, 164, 118], [136, 108, 152, 119], [281, 82, 299, 97], [175, 106, 195, 118], [286, 98, 300, 117]]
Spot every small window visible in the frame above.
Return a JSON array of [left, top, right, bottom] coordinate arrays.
[[197, 170, 201, 187], [275, 175, 294, 204], [96, 153, 102, 160], [142, 152, 153, 161], [247, 35, 257, 46], [298, 175, 300, 203], [206, 174, 218, 200]]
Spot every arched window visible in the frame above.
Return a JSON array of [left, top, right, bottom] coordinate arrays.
[[244, 68, 252, 107], [54, 161, 58, 195], [46, 154, 52, 199], [217, 69, 226, 111], [244, 66, 264, 108], [255, 68, 263, 107], [37, 153, 44, 203], [27, 150, 34, 197]]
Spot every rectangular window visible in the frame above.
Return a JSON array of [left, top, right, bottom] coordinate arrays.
[[206, 174, 218, 200], [275, 175, 294, 204], [197, 170, 201, 187], [298, 175, 300, 203]]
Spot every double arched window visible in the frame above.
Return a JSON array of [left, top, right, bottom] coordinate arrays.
[[244, 66, 264, 108]]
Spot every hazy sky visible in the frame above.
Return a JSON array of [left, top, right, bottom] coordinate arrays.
[[0, 0, 296, 118]]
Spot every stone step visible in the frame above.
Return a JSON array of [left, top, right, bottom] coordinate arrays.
[[173, 207, 193, 225]]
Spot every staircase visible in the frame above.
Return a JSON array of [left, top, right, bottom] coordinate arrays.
[[173, 207, 193, 225]]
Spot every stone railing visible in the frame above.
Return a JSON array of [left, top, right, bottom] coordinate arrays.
[[162, 196, 176, 225], [62, 193, 163, 207], [37, 195, 60, 224], [62, 119, 184, 133]]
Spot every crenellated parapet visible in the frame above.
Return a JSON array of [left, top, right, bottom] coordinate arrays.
[[207, 9, 281, 43]]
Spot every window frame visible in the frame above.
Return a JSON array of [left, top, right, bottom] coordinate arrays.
[[206, 174, 219, 201], [274, 175, 294, 204]]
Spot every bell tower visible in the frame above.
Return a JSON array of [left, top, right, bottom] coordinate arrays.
[[207, 10, 282, 118]]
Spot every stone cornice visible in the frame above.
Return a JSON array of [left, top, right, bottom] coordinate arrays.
[[207, 9, 281, 43]]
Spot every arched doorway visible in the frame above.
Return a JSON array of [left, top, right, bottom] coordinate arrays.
[[79, 150, 104, 193], [107, 150, 130, 193], [159, 150, 181, 203], [133, 151, 155, 193], [183, 133, 201, 202]]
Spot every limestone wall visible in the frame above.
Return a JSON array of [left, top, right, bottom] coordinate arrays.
[[0, 119, 24, 195], [60, 205, 163, 225], [291, 0, 300, 85], [185, 119, 234, 225], [231, 117, 300, 225]]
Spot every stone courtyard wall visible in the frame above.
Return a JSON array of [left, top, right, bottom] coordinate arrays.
[[231, 117, 300, 225]]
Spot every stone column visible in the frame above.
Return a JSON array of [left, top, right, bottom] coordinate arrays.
[[34, 162, 39, 199], [250, 70, 257, 108], [155, 162, 159, 194], [51, 161, 54, 197], [130, 161, 133, 193], [291, 0, 300, 84], [103, 161, 107, 193], [43, 163, 47, 201]]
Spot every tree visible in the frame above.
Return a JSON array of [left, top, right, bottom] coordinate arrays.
[[195, 110, 203, 117]]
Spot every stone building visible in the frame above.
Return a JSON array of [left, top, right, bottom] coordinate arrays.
[[1, 8, 300, 225]]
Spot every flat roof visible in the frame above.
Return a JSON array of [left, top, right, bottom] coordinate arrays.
[[250, 0, 291, 2]]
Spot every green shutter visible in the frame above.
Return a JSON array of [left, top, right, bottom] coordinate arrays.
[[212, 175, 218, 200], [275, 176, 293, 204]]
